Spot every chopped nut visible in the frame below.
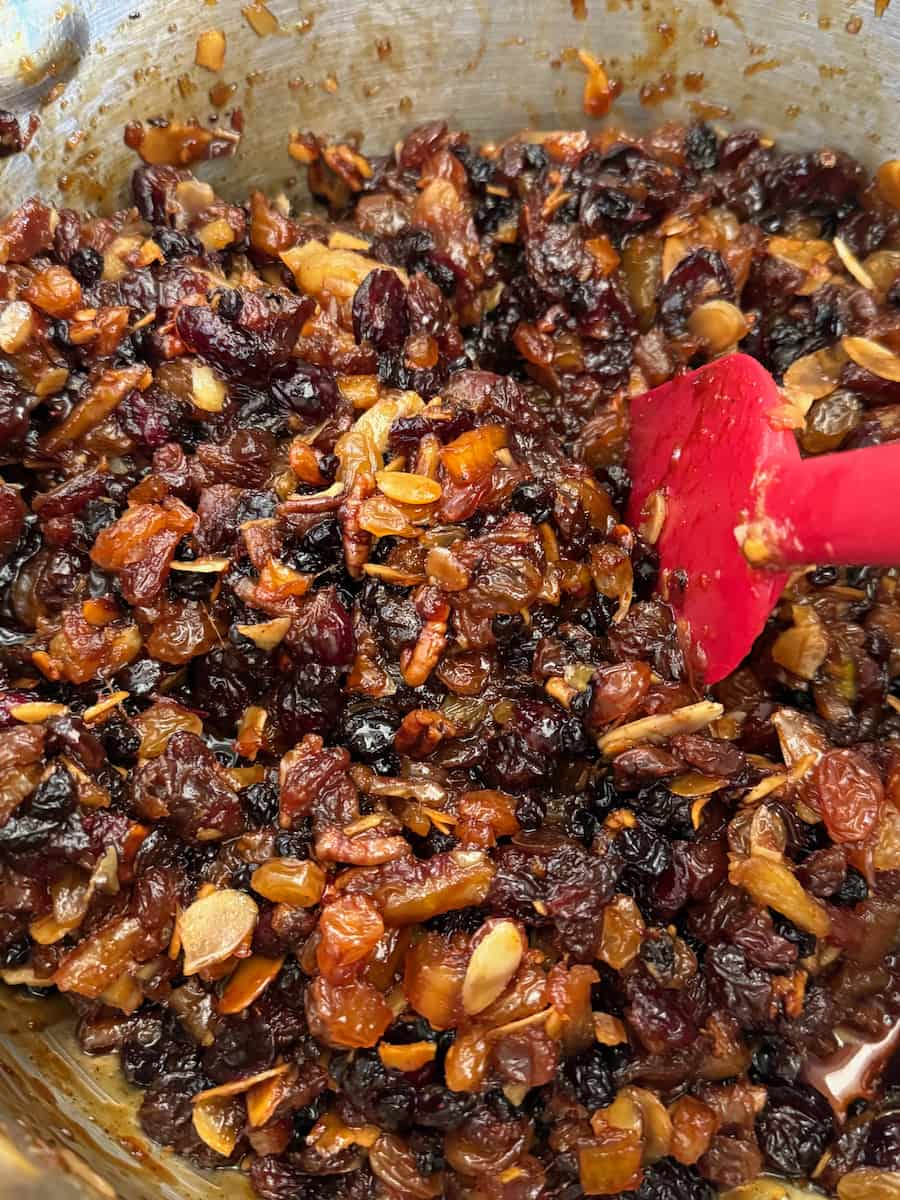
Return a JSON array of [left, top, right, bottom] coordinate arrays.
[[0, 300, 35, 353], [637, 490, 667, 544], [82, 691, 130, 724], [10, 701, 67, 723], [375, 470, 442, 505], [687, 299, 749, 354], [191, 363, 228, 412], [833, 237, 875, 289], [178, 889, 258, 975], [219, 954, 284, 1014], [597, 701, 724, 757], [842, 335, 900, 382], [235, 616, 292, 651], [170, 557, 230, 572], [462, 919, 526, 1014], [578, 49, 614, 118]]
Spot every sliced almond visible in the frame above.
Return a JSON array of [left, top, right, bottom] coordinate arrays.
[[178, 889, 258, 975], [170, 557, 230, 572], [637, 490, 667, 545], [687, 299, 748, 354], [378, 1041, 438, 1072], [192, 1094, 244, 1157], [195, 29, 226, 71], [280, 240, 406, 303], [782, 343, 848, 412], [668, 772, 728, 798], [82, 691, 129, 724], [235, 616, 292, 651], [191, 363, 228, 412], [194, 1064, 289, 1104], [219, 954, 284, 1015], [621, 1086, 673, 1164], [10, 701, 67, 723], [842, 335, 900, 382], [833, 237, 875, 289], [0, 300, 35, 353], [462, 919, 526, 1015], [374, 470, 442, 505], [597, 701, 724, 757], [246, 1064, 297, 1128]]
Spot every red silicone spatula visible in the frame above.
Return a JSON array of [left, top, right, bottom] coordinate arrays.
[[626, 352, 900, 684]]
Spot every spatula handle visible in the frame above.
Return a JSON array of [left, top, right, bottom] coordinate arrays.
[[765, 440, 900, 567]]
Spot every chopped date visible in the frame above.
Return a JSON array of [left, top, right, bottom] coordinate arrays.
[[0, 112, 898, 1200]]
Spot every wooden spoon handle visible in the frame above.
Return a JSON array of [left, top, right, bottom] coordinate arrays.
[[763, 440, 900, 568]]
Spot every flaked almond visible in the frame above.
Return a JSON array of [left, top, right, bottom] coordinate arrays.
[[876, 159, 900, 210], [462, 918, 525, 1015], [195, 1064, 289, 1105], [597, 701, 724, 757], [178, 889, 258, 975], [833, 237, 875, 289], [247, 1064, 297, 1128], [842, 335, 900, 382], [637, 490, 667, 545], [0, 300, 35, 353], [577, 49, 614, 118], [280, 240, 406, 303], [191, 363, 227, 412], [219, 954, 285, 1015], [170, 556, 230, 572], [375, 470, 442, 505], [82, 690, 129, 724], [772, 617, 828, 680], [195, 29, 226, 71], [687, 299, 748, 354], [362, 563, 425, 586], [10, 701, 67, 723], [251, 858, 325, 907], [378, 1041, 438, 1072], [621, 1087, 673, 1164], [668, 772, 728, 798], [193, 1095, 243, 1157], [730, 856, 830, 938], [235, 616, 292, 651], [782, 343, 848, 412]]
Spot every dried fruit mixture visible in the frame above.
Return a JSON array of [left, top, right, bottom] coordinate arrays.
[[1, 116, 900, 1200]]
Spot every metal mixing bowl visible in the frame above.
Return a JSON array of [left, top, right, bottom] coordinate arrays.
[[0, 0, 898, 1194]]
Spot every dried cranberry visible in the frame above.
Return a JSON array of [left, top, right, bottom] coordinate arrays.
[[352, 269, 409, 351]]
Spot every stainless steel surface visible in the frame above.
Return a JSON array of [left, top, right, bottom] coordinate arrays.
[[0, 0, 899, 215], [0, 0, 898, 1194]]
